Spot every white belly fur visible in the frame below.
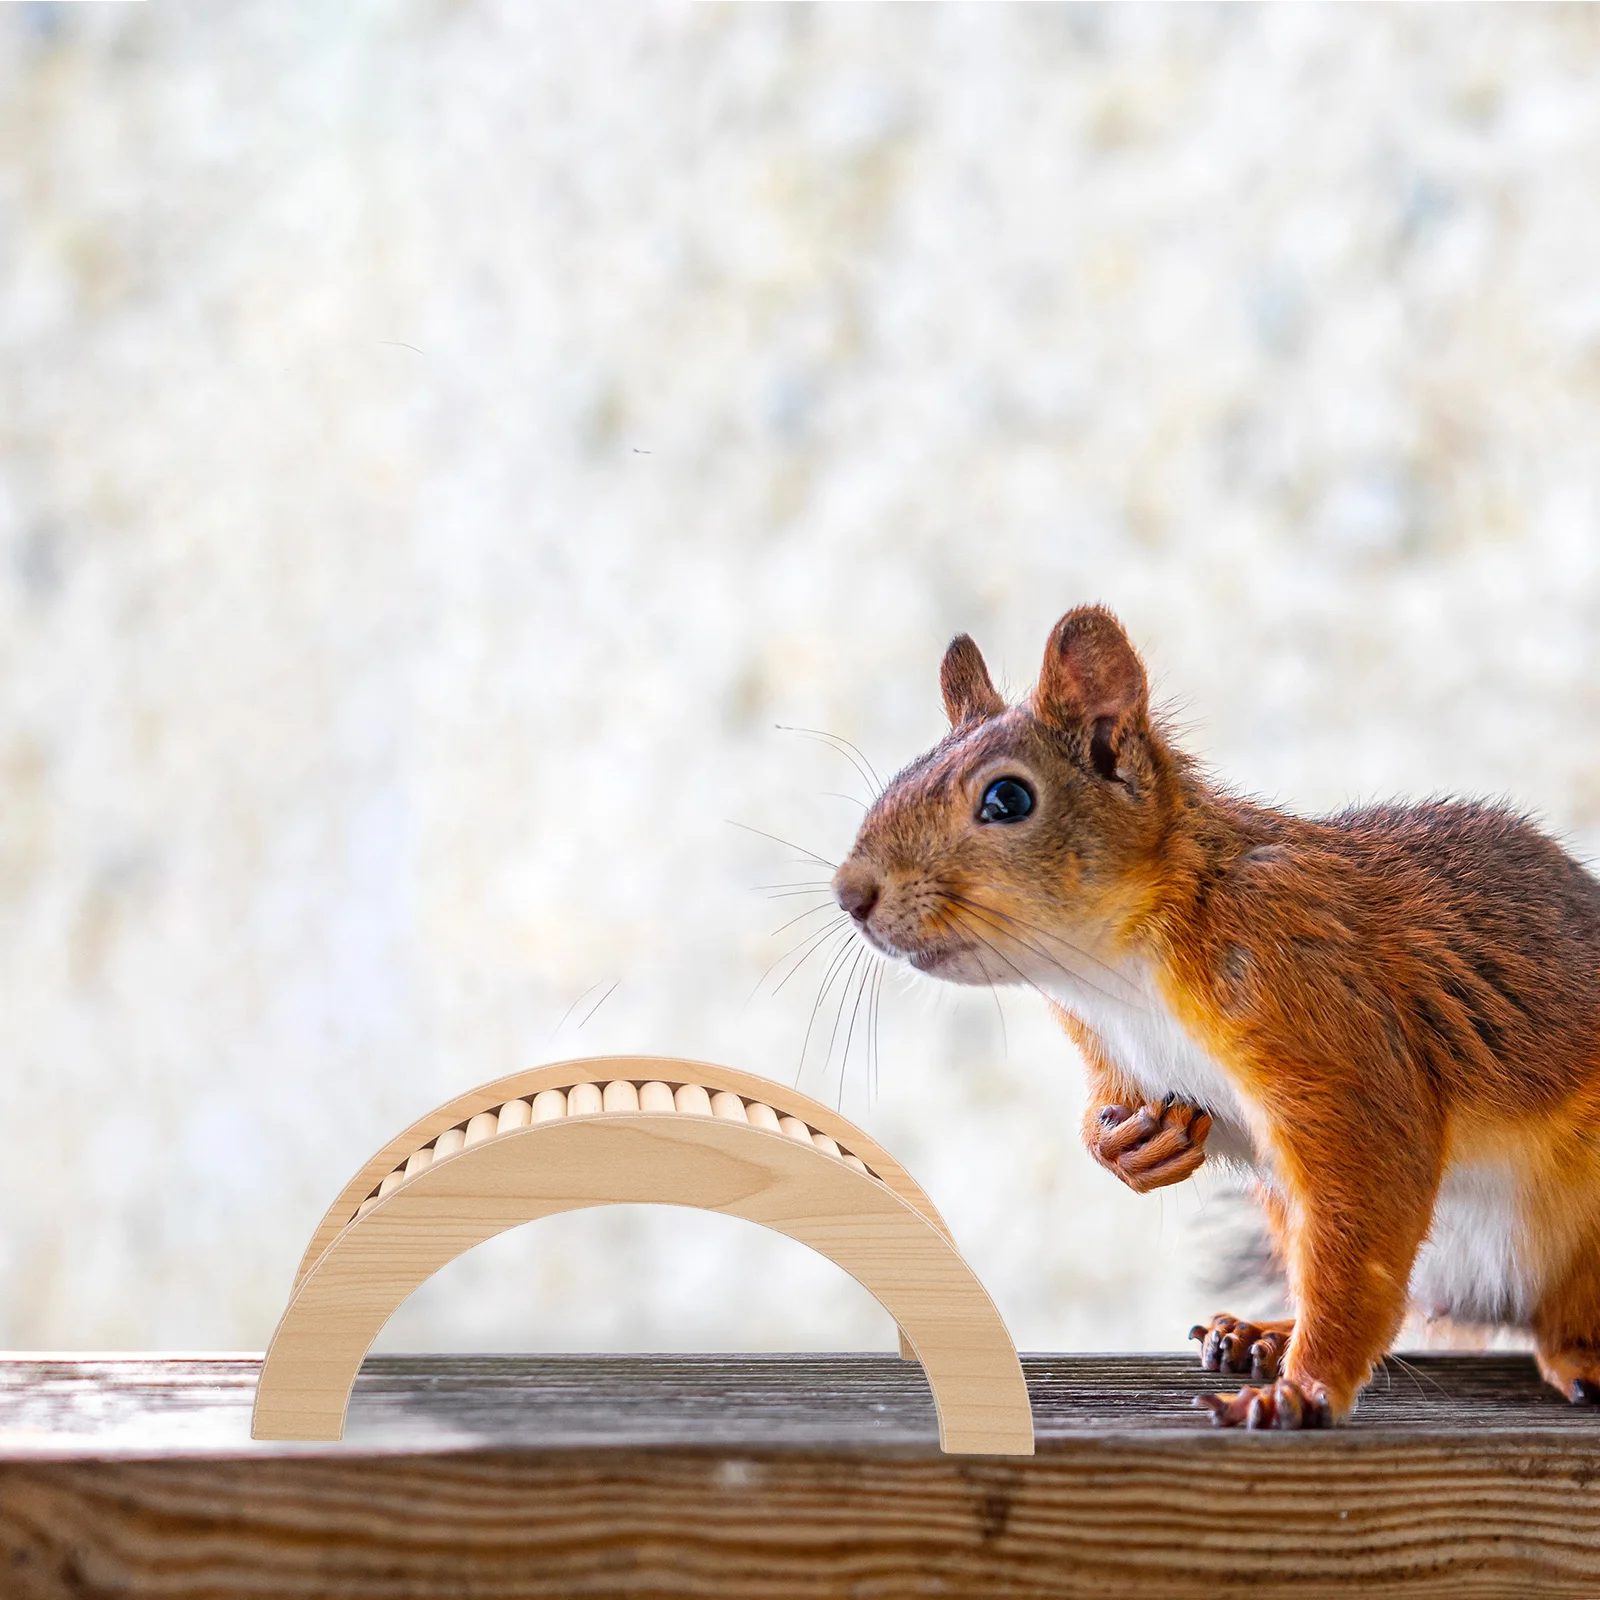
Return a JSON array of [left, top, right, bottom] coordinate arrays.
[[1410, 1162, 1538, 1328], [1034, 957, 1263, 1166], [1037, 956, 1541, 1325]]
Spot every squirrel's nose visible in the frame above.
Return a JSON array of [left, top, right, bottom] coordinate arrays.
[[833, 863, 881, 924]]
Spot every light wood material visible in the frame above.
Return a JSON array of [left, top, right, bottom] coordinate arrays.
[[255, 1072, 1032, 1454], [292, 1057, 958, 1284], [282, 1056, 964, 1399], [745, 1101, 781, 1133], [9, 1353, 1600, 1597], [496, 1098, 531, 1134], [672, 1082, 712, 1116], [709, 1089, 747, 1121], [601, 1079, 639, 1113]]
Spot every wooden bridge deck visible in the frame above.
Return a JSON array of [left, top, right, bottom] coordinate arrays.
[[0, 1351, 1594, 1597]]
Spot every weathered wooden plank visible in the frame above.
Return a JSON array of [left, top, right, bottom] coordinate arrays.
[[0, 1354, 1595, 1597], [1, 1351, 1595, 1452], [3, 1432, 1599, 1598]]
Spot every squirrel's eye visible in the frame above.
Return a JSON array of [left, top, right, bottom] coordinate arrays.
[[978, 777, 1034, 824]]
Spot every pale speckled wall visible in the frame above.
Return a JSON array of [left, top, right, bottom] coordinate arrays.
[[3, 2, 1600, 1355]]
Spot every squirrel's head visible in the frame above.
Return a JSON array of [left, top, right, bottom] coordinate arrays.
[[832, 605, 1181, 987]]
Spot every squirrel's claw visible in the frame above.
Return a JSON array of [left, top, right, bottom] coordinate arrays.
[[1195, 1378, 1330, 1430]]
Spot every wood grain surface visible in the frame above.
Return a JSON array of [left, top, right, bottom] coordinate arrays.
[[0, 1352, 1597, 1598]]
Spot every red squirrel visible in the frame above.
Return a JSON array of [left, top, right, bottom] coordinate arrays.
[[831, 605, 1600, 1428]]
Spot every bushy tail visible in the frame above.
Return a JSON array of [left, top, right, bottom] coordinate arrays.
[[1197, 1184, 1289, 1315]]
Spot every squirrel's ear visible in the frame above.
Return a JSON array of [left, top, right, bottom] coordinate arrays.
[[940, 634, 1005, 727], [1033, 606, 1148, 777]]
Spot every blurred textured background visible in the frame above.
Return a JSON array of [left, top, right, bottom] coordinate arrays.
[[3, 1, 1600, 1354]]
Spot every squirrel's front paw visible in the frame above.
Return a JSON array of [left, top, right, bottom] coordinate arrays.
[[1090, 1099, 1210, 1193], [1195, 1378, 1331, 1430]]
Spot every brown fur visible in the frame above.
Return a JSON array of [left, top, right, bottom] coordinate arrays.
[[832, 605, 1600, 1427]]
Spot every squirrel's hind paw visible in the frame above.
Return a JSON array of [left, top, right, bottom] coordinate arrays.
[[1195, 1379, 1330, 1430], [1190, 1314, 1293, 1381], [1536, 1348, 1600, 1405]]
